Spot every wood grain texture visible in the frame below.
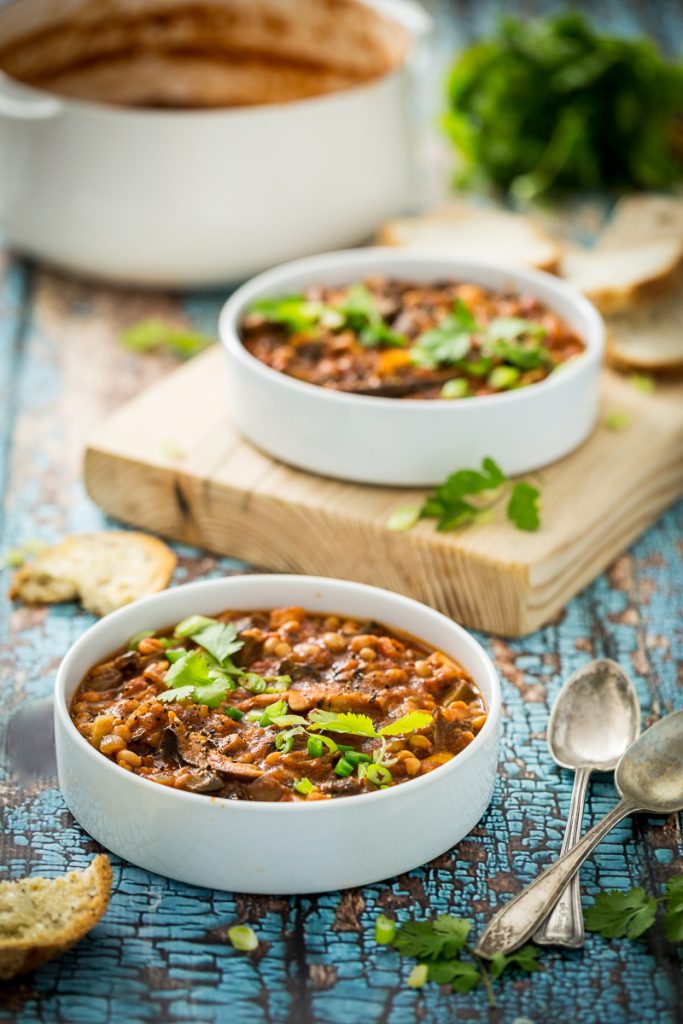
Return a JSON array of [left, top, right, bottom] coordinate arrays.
[[83, 345, 683, 636], [0, 1, 682, 1022]]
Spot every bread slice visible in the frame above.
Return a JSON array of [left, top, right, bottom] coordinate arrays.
[[377, 203, 561, 272], [598, 194, 683, 250], [606, 289, 683, 372], [561, 194, 683, 314], [0, 855, 111, 981], [9, 531, 176, 616], [562, 240, 683, 314]]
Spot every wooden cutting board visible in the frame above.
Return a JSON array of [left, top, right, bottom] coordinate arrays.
[[84, 346, 683, 636]]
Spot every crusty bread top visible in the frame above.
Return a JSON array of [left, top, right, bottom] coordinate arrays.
[[378, 203, 561, 272], [0, 855, 111, 981], [598, 194, 683, 250], [9, 531, 176, 616], [606, 289, 683, 372], [562, 240, 683, 315]]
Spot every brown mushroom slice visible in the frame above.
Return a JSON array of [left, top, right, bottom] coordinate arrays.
[[246, 774, 291, 802], [176, 732, 264, 782], [432, 710, 473, 756]]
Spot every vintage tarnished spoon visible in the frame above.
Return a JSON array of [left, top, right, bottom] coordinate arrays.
[[475, 709, 683, 958], [533, 659, 640, 948]]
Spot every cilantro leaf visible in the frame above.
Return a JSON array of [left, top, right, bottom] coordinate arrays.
[[339, 283, 407, 348], [158, 684, 195, 704], [663, 876, 683, 942], [427, 959, 480, 992], [488, 945, 542, 979], [507, 481, 541, 532], [307, 709, 378, 737], [585, 888, 658, 939], [486, 317, 547, 343], [164, 649, 213, 688], [121, 319, 213, 360], [249, 294, 335, 334], [393, 915, 472, 961], [192, 621, 244, 664], [175, 614, 218, 637], [379, 711, 433, 736], [192, 677, 237, 708]]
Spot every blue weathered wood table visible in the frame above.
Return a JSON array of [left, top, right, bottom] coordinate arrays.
[[1, 2, 682, 1021]]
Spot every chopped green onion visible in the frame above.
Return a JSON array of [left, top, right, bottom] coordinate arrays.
[[227, 925, 258, 952], [604, 411, 631, 432], [488, 365, 521, 390], [334, 757, 354, 778], [407, 964, 429, 989], [294, 777, 315, 796], [365, 763, 393, 787], [344, 750, 372, 765], [375, 914, 397, 945], [174, 614, 217, 638], [440, 378, 469, 400], [224, 707, 244, 722], [307, 736, 324, 758], [630, 372, 655, 394], [264, 674, 291, 693], [127, 630, 154, 650], [241, 673, 267, 694], [387, 505, 421, 533]]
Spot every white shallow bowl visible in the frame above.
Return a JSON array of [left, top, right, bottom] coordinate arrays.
[[219, 248, 605, 486], [55, 575, 500, 894]]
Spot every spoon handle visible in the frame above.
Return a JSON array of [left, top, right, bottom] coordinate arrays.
[[533, 766, 592, 948], [475, 798, 638, 958]]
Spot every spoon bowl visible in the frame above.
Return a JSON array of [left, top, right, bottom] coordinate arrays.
[[616, 709, 683, 814], [548, 658, 641, 771]]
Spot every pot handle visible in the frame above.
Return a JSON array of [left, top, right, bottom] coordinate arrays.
[[0, 73, 62, 119], [363, 0, 432, 39]]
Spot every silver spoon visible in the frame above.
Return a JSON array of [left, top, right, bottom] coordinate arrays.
[[475, 709, 683, 958], [533, 659, 640, 948]]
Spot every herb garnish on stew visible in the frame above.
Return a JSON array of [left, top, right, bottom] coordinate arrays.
[[241, 277, 584, 400], [71, 607, 487, 802]]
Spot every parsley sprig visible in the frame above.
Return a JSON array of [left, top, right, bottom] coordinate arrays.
[[121, 320, 213, 360], [586, 877, 683, 942], [158, 616, 288, 707], [248, 286, 407, 348], [388, 457, 541, 535], [410, 304, 551, 381], [375, 913, 540, 1005]]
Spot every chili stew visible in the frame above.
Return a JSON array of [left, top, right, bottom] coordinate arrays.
[[70, 606, 487, 802]]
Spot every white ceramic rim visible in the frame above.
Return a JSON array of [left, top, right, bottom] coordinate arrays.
[[55, 574, 501, 815], [219, 247, 605, 410]]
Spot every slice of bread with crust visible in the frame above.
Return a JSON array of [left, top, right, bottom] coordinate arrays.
[[0, 855, 112, 981], [598, 194, 683, 249], [606, 289, 683, 373], [562, 240, 683, 314], [9, 531, 176, 616], [377, 203, 561, 272], [562, 194, 683, 315]]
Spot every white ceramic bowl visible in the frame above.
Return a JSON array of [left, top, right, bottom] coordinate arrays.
[[219, 248, 605, 485], [55, 574, 500, 894]]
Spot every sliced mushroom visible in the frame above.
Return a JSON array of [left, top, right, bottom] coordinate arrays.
[[183, 771, 225, 794], [176, 731, 264, 782]]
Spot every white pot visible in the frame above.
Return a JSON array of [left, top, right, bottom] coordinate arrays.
[[0, 0, 428, 287], [55, 574, 501, 894], [219, 248, 605, 485]]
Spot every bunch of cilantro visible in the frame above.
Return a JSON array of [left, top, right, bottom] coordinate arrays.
[[444, 13, 683, 200]]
